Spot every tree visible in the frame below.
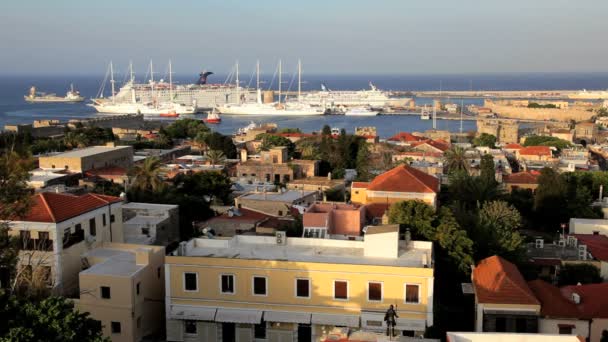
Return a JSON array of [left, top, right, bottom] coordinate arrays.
[[558, 264, 602, 286], [443, 146, 470, 174], [255, 133, 295, 158], [129, 157, 164, 192], [473, 133, 497, 148], [205, 150, 226, 165], [476, 201, 524, 260], [202, 132, 236, 159], [433, 208, 474, 273], [173, 172, 233, 205], [479, 154, 496, 183], [278, 128, 301, 134], [388, 201, 436, 239], [534, 167, 568, 230], [355, 143, 372, 181], [523, 135, 571, 150], [163, 118, 209, 139], [0, 295, 108, 342]]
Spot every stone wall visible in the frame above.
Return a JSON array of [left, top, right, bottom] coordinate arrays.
[[485, 100, 596, 122]]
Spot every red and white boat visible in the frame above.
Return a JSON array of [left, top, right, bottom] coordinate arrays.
[[204, 110, 221, 124], [159, 110, 180, 118]]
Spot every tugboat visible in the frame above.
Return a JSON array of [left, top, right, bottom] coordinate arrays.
[[204, 109, 221, 124], [159, 110, 180, 118]]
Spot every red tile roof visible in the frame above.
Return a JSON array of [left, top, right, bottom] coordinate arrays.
[[503, 143, 523, 150], [518, 146, 552, 156], [472, 255, 540, 305], [528, 279, 579, 318], [387, 132, 425, 142], [571, 234, 608, 262], [364, 203, 390, 219], [561, 283, 608, 318], [278, 132, 315, 138], [396, 151, 444, 158], [367, 165, 439, 193], [503, 172, 539, 185], [206, 207, 272, 223], [84, 166, 128, 177], [410, 139, 450, 152], [351, 182, 369, 189], [20, 192, 122, 223]]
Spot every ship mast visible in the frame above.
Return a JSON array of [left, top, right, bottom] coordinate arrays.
[[150, 60, 156, 108], [460, 98, 464, 134], [256, 60, 260, 90], [110, 61, 116, 104], [236, 61, 240, 104], [129, 61, 134, 82], [298, 59, 302, 102], [169, 60, 173, 103], [432, 100, 437, 129], [278, 59, 282, 104]]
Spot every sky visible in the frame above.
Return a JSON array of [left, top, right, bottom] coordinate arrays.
[[0, 0, 607, 76]]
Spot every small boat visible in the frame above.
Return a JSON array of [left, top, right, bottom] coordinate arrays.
[[420, 105, 431, 120], [344, 107, 378, 116], [204, 110, 221, 124], [159, 110, 179, 118]]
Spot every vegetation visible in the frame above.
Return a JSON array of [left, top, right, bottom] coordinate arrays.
[[523, 135, 571, 150], [355, 143, 372, 181], [255, 133, 295, 158], [196, 131, 237, 159], [278, 128, 301, 134], [129, 157, 165, 192], [557, 264, 602, 286], [528, 102, 557, 109], [443, 146, 470, 174], [205, 150, 226, 165], [162, 118, 209, 140], [472, 133, 497, 148]]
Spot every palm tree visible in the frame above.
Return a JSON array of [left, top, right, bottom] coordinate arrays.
[[129, 157, 164, 192], [443, 146, 470, 174], [206, 150, 226, 165]]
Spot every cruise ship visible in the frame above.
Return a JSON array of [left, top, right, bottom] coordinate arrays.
[[568, 89, 608, 100], [298, 82, 405, 108], [91, 62, 256, 115]]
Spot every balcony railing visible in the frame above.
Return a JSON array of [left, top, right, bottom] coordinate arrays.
[[20, 239, 54, 252]]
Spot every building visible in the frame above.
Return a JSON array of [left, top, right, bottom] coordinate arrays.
[[351, 165, 440, 208], [302, 202, 365, 238], [472, 256, 541, 333], [354, 127, 379, 144], [410, 139, 450, 154], [121, 202, 180, 246], [502, 171, 540, 193], [477, 120, 519, 144], [386, 132, 426, 146], [287, 177, 345, 195], [574, 122, 598, 143], [235, 190, 318, 217], [569, 218, 608, 237], [75, 243, 165, 342], [516, 146, 554, 162], [237, 147, 318, 183], [38, 144, 134, 173], [164, 225, 435, 341], [551, 129, 574, 143], [392, 151, 444, 164], [447, 332, 583, 342], [6, 192, 124, 295], [197, 207, 275, 237]]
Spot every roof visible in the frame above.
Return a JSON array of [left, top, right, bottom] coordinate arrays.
[[40, 145, 132, 159], [472, 255, 540, 305], [17, 192, 122, 223], [366, 165, 439, 194], [351, 182, 369, 189], [503, 143, 523, 150], [410, 139, 450, 152], [518, 146, 552, 156], [240, 190, 316, 203], [364, 203, 390, 219], [395, 151, 444, 158], [387, 132, 425, 142], [528, 280, 579, 318], [84, 166, 128, 177], [206, 208, 272, 223], [560, 283, 608, 318], [571, 234, 608, 261], [503, 171, 539, 185]]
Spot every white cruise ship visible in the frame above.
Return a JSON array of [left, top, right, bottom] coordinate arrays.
[[298, 82, 399, 108], [344, 107, 378, 116]]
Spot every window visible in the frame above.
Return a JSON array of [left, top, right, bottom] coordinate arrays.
[[334, 280, 348, 300], [136, 282, 140, 295], [157, 267, 161, 279], [368, 282, 382, 302], [516, 318, 527, 333], [111, 321, 121, 334], [102, 214, 107, 226], [495, 317, 506, 332], [296, 278, 310, 298], [253, 276, 267, 296], [137, 316, 141, 329], [184, 272, 198, 291], [110, 214, 115, 223], [558, 325, 574, 335], [89, 218, 96, 236], [221, 274, 235, 294], [278, 210, 283, 216], [405, 284, 419, 304], [185, 320, 197, 335], [101, 286, 111, 299], [254, 323, 267, 339], [19, 230, 31, 249]]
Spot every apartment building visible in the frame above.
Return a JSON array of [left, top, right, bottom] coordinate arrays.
[[164, 225, 434, 342], [75, 243, 165, 342], [7, 192, 124, 295], [38, 144, 134, 173]]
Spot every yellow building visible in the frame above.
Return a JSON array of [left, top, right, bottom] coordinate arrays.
[[75, 243, 165, 342], [38, 144, 133, 173], [164, 225, 434, 341], [351, 165, 439, 208]]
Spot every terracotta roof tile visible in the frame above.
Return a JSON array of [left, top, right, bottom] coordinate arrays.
[[519, 146, 552, 156], [571, 234, 608, 262], [19, 192, 122, 223], [410, 139, 450, 152], [561, 283, 608, 318], [367, 165, 439, 193], [503, 172, 539, 185], [528, 280, 579, 318], [503, 143, 523, 150], [351, 182, 369, 189], [472, 255, 540, 305], [387, 132, 425, 142]]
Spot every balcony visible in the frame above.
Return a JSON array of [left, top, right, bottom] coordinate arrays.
[[63, 229, 85, 249], [20, 239, 54, 252]]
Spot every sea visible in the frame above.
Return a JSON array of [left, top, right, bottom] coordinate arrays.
[[1, 72, 607, 138]]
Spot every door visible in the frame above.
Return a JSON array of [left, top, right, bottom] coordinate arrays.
[[222, 323, 235, 342], [298, 324, 312, 342]]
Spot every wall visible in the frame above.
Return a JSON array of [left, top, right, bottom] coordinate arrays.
[[485, 101, 596, 122], [539, 318, 589, 340], [569, 219, 608, 237], [590, 318, 608, 342]]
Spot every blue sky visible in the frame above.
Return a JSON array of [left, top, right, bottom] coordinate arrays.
[[0, 0, 606, 75]]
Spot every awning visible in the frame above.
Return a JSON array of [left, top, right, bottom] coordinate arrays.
[[215, 308, 263, 324], [170, 305, 217, 321], [264, 310, 311, 324], [311, 313, 360, 327]]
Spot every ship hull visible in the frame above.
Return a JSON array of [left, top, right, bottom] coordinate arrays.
[[25, 96, 84, 103]]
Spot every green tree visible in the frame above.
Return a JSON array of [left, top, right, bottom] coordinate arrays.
[[163, 118, 209, 139], [433, 208, 474, 273], [534, 167, 568, 230], [278, 128, 302, 134], [557, 264, 602, 286], [0, 295, 108, 342], [355, 143, 372, 181], [255, 133, 296, 158], [388, 201, 436, 239], [479, 154, 496, 183], [173, 172, 233, 205], [476, 201, 524, 260], [206, 150, 226, 165], [129, 157, 164, 192], [91, 181, 124, 197], [443, 146, 470, 175], [473, 133, 497, 148], [523, 135, 571, 150]]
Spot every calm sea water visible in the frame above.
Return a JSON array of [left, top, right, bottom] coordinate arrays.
[[1, 73, 607, 138]]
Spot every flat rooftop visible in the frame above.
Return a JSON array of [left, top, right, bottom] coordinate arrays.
[[180, 235, 433, 268], [81, 244, 160, 277], [41, 145, 132, 159], [241, 190, 316, 202]]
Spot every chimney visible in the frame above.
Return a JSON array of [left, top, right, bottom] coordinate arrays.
[[600, 185, 604, 201], [572, 293, 581, 304]]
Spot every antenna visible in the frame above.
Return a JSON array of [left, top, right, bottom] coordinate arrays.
[[110, 61, 115, 104], [129, 60, 134, 82], [149, 60, 156, 108], [278, 59, 282, 104], [432, 101, 437, 129]]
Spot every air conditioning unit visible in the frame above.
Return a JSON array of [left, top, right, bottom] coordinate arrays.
[[567, 236, 578, 248], [178, 241, 187, 256], [578, 244, 588, 260], [535, 238, 544, 249], [276, 231, 287, 245], [558, 239, 566, 247]]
